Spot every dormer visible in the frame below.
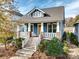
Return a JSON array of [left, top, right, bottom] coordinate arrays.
[[27, 8, 50, 18]]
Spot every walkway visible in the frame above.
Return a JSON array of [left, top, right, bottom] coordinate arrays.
[[10, 37, 40, 59], [67, 43, 79, 59]]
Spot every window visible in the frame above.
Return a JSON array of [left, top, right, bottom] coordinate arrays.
[[31, 9, 44, 18], [25, 23, 28, 31], [20, 25, 24, 32], [48, 23, 52, 32], [53, 23, 57, 33]]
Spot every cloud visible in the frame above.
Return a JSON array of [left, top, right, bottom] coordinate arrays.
[[54, 1, 64, 6], [65, 0, 79, 18]]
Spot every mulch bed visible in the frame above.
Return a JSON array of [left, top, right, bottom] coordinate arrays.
[[0, 46, 17, 59], [29, 51, 67, 59]]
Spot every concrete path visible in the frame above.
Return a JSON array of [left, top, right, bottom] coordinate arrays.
[[68, 48, 79, 59], [10, 56, 28, 59], [10, 37, 40, 59]]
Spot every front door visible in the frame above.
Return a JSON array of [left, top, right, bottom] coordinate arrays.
[[38, 24, 41, 35]]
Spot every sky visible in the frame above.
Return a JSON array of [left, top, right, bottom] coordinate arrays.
[[14, 0, 79, 18]]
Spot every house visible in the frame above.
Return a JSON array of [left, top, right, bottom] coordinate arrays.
[[10, 11, 23, 21], [74, 20, 79, 42], [64, 27, 75, 33], [16, 6, 65, 47]]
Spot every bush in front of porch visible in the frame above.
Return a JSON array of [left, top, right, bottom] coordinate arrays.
[[62, 32, 79, 46], [38, 37, 68, 58], [45, 37, 64, 56], [12, 38, 24, 49]]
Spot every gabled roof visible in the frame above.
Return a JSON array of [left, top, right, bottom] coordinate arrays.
[[9, 10, 23, 16], [16, 6, 65, 24], [26, 7, 45, 15]]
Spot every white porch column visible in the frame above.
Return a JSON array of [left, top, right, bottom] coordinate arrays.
[[23, 24, 27, 32], [17, 25, 20, 38], [28, 23, 31, 32], [41, 23, 44, 32], [56, 22, 60, 32]]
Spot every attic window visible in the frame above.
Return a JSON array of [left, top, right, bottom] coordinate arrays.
[[31, 9, 44, 17]]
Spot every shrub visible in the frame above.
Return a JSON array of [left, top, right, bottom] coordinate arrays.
[[67, 32, 78, 46], [62, 32, 67, 42], [45, 37, 64, 56], [12, 38, 24, 49], [63, 41, 69, 54], [69, 32, 78, 46], [38, 40, 49, 52], [62, 32, 78, 46]]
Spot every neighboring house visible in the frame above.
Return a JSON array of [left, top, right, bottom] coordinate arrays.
[[7, 11, 23, 33], [10, 11, 23, 21], [16, 6, 65, 40], [74, 20, 79, 42], [64, 27, 75, 33]]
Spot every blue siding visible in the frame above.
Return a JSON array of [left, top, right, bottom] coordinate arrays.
[[44, 23, 47, 32], [34, 23, 37, 34]]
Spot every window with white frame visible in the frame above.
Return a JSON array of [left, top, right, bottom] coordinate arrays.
[[53, 22, 57, 33], [25, 23, 28, 32], [31, 9, 43, 18], [48, 23, 52, 32], [47, 22, 57, 33]]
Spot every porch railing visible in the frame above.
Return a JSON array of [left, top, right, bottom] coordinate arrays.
[[43, 32, 56, 39], [19, 32, 29, 38], [19, 32, 30, 48]]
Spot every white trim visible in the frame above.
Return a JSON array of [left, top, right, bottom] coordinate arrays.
[[41, 23, 43, 32], [17, 25, 20, 38], [27, 8, 45, 16], [56, 22, 59, 32], [36, 8, 45, 13], [47, 23, 53, 33], [52, 23, 53, 32], [28, 23, 31, 32]]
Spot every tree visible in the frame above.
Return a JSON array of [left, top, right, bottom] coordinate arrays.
[[75, 15, 79, 22], [0, 0, 15, 49]]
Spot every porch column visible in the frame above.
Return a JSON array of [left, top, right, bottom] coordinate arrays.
[[41, 23, 44, 32], [17, 25, 20, 38], [23, 24, 27, 32], [56, 22, 59, 32], [28, 23, 31, 32], [28, 23, 31, 37]]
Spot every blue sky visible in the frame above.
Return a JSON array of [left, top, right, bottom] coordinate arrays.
[[14, 0, 79, 18]]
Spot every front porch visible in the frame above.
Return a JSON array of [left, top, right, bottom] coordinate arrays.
[[17, 22, 62, 39]]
